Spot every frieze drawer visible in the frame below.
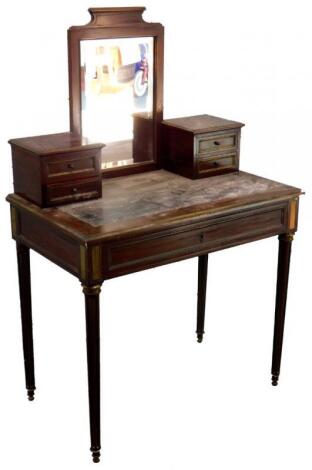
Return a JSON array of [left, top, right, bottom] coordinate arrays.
[[106, 203, 287, 277]]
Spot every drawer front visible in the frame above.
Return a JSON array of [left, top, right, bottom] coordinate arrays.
[[44, 153, 99, 181], [45, 177, 101, 206], [196, 130, 238, 156], [106, 203, 288, 277], [197, 154, 237, 175]]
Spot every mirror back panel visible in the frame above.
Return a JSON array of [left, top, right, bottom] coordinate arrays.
[[68, 7, 164, 177]]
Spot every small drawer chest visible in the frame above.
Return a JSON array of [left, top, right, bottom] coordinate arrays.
[[161, 114, 244, 179], [9, 132, 104, 207]]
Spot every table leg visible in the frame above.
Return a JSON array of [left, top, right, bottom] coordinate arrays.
[[271, 233, 294, 386], [196, 254, 208, 343], [16, 242, 36, 401], [82, 284, 102, 463]]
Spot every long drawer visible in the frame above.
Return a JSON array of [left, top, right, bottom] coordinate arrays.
[[105, 202, 288, 277]]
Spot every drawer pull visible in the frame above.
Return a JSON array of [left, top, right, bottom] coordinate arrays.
[[214, 141, 221, 146], [213, 161, 218, 167], [67, 163, 75, 169], [71, 187, 78, 193]]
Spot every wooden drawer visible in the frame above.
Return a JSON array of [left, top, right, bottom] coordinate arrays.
[[196, 130, 238, 156], [9, 132, 105, 207], [45, 177, 101, 206], [106, 203, 288, 277], [161, 115, 243, 179], [44, 153, 99, 181], [197, 154, 237, 175]]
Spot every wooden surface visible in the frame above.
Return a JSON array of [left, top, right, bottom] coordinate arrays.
[[7, 170, 301, 242], [161, 120, 241, 179], [80, 7, 147, 28], [57, 170, 301, 240], [271, 233, 293, 386], [9, 132, 104, 156], [16, 243, 36, 401], [162, 114, 245, 134], [9, 133, 103, 207]]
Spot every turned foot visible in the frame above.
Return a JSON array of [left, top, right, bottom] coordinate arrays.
[[27, 389, 35, 401], [91, 448, 101, 463], [271, 375, 279, 386], [196, 332, 204, 343]]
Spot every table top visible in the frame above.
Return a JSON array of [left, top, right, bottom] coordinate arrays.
[[7, 170, 302, 243]]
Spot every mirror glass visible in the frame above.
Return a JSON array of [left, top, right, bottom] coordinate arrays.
[[80, 37, 154, 170]]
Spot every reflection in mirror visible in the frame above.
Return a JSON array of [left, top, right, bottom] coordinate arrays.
[[80, 37, 154, 170]]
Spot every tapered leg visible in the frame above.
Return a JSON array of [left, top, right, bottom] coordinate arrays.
[[16, 242, 36, 401], [83, 284, 102, 463], [271, 233, 294, 386], [196, 254, 209, 343]]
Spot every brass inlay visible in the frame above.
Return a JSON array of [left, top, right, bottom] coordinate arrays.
[[279, 233, 294, 242], [91, 245, 102, 280], [81, 284, 102, 295], [10, 206, 18, 237], [80, 244, 87, 280], [289, 198, 298, 230]]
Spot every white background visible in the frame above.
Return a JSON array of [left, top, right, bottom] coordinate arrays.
[[0, 1, 311, 469]]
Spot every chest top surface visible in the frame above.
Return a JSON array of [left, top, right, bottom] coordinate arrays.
[[7, 170, 301, 243], [9, 132, 104, 155], [162, 114, 245, 134]]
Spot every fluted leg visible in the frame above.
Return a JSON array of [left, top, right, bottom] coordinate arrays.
[[196, 254, 208, 343], [271, 233, 293, 386], [83, 284, 102, 463], [16, 243, 36, 401]]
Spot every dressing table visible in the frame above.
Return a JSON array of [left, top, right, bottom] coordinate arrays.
[[6, 7, 302, 464]]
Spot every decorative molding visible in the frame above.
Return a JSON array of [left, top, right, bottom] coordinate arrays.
[[82, 284, 102, 296], [87, 7, 146, 27], [279, 233, 294, 242]]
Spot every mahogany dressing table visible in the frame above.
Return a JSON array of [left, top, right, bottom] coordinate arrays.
[[6, 7, 303, 464]]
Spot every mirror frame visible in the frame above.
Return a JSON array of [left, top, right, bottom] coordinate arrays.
[[68, 7, 164, 178]]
